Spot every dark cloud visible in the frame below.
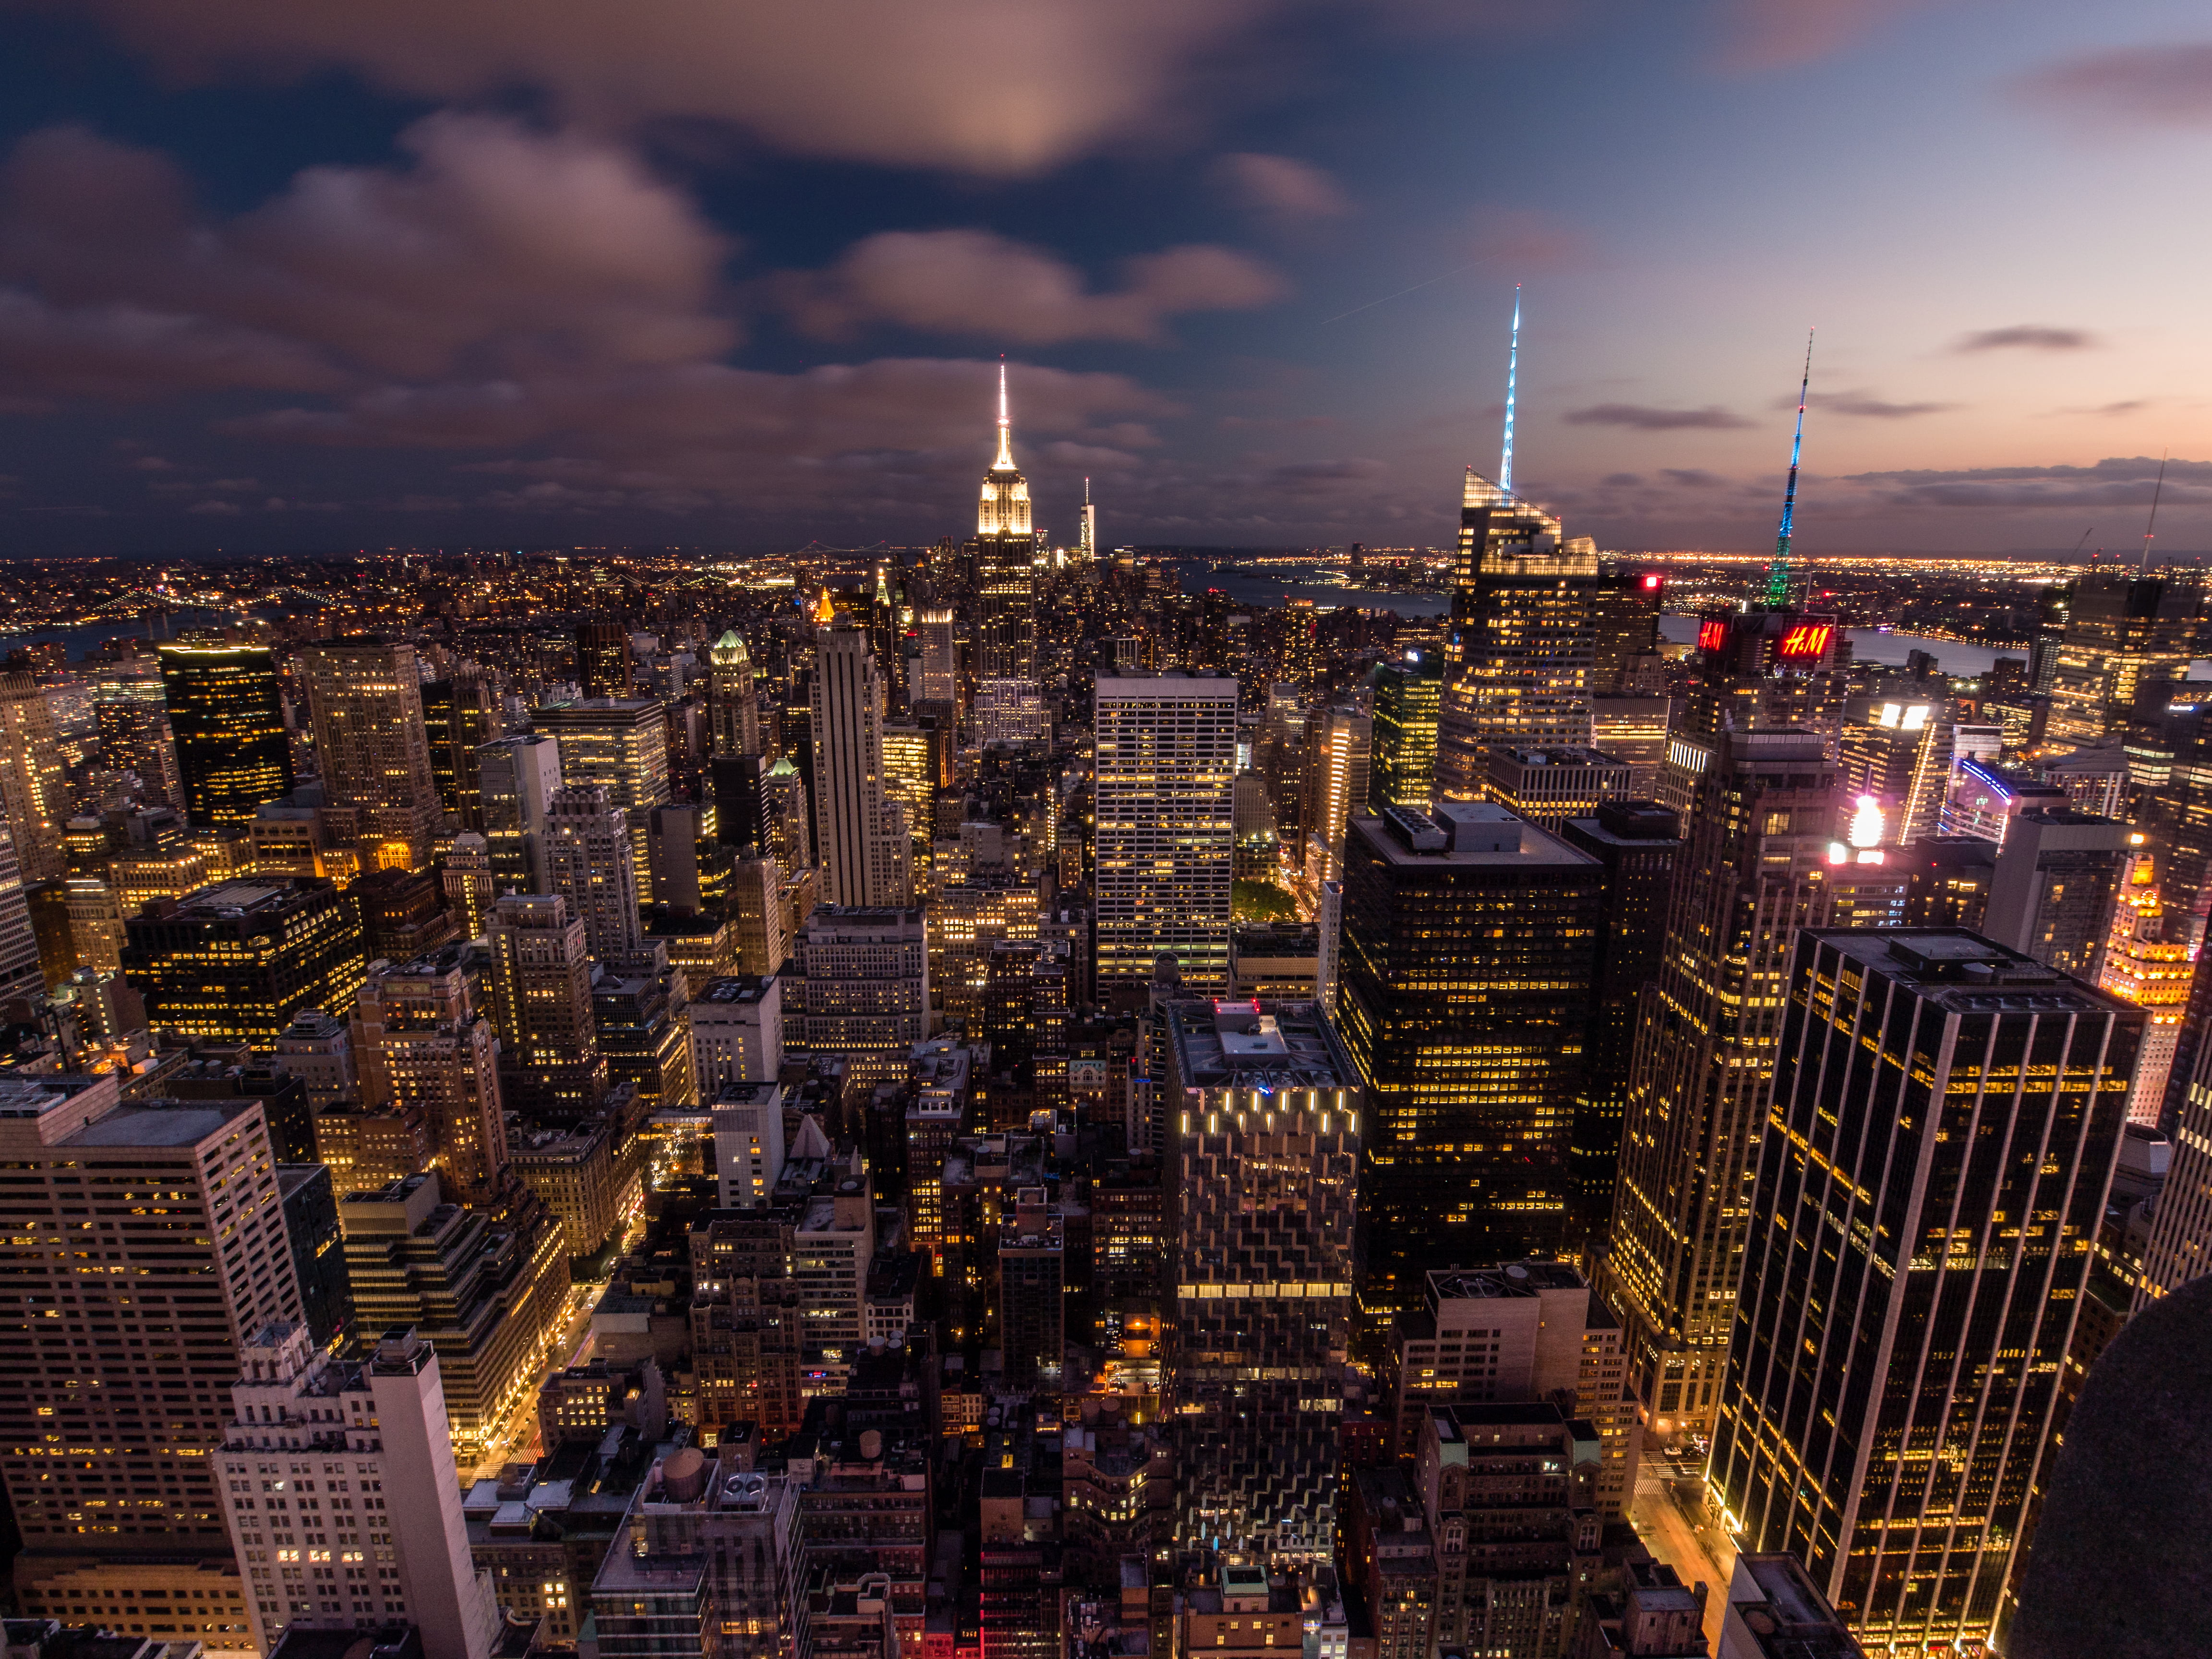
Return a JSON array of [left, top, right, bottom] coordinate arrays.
[[2058, 399, 2151, 417], [772, 229, 1285, 345], [1263, 457, 1388, 495], [1802, 388, 1955, 419], [1599, 471, 1643, 487], [34, 0, 1279, 177], [1660, 468, 1727, 488], [1841, 455, 2212, 511], [1564, 402, 1751, 431], [1213, 153, 1353, 221], [2009, 43, 2212, 129], [1954, 325, 2098, 352]]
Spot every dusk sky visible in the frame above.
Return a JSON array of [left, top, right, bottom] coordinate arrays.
[[2, 0, 2209, 557]]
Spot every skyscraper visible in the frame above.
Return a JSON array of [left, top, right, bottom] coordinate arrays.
[[709, 629, 762, 757], [0, 673, 67, 883], [487, 891, 603, 1116], [1337, 802, 1601, 1317], [543, 781, 643, 960], [576, 619, 634, 700], [1984, 806, 2129, 981], [421, 672, 499, 828], [1557, 801, 1683, 1252], [160, 645, 296, 827], [533, 697, 671, 899], [973, 363, 1036, 684], [218, 1321, 504, 1659], [799, 906, 929, 1088], [2044, 572, 2201, 749], [916, 608, 959, 711], [1368, 653, 1443, 813], [1164, 997, 1359, 1562], [122, 877, 367, 1051], [1306, 705, 1372, 884], [94, 685, 181, 806], [1711, 929, 2139, 1654], [475, 732, 562, 896], [809, 624, 911, 908], [1676, 606, 1847, 755], [1600, 728, 1837, 1441], [353, 948, 508, 1206], [301, 638, 443, 871], [0, 1074, 301, 1562], [1094, 673, 1238, 996], [1435, 472, 1599, 799]]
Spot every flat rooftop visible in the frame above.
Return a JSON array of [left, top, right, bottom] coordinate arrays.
[[1811, 927, 2134, 1015], [63, 1101, 252, 1148], [1166, 998, 1357, 1094], [1349, 804, 1595, 870]]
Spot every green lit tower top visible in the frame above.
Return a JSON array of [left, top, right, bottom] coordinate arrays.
[[1765, 330, 1815, 608]]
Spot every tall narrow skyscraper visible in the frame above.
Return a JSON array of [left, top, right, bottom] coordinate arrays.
[[575, 619, 633, 699], [809, 624, 911, 908], [488, 891, 604, 1115], [1711, 929, 2138, 1655], [972, 363, 1037, 683], [1599, 728, 1837, 1441], [475, 732, 562, 896], [1367, 653, 1443, 813], [421, 672, 499, 827], [353, 949, 507, 1206], [543, 781, 644, 960], [709, 629, 762, 757], [0, 674, 67, 882], [1435, 472, 1599, 798], [1094, 673, 1238, 995], [159, 643, 295, 825], [301, 638, 443, 871]]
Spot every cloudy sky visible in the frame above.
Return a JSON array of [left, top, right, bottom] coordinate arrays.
[[1, 0, 2209, 556]]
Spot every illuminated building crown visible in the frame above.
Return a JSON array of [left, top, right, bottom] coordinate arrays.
[[978, 358, 1033, 538]]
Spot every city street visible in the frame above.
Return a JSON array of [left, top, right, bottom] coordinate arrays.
[[461, 1279, 608, 1484], [1626, 1450, 1738, 1651]]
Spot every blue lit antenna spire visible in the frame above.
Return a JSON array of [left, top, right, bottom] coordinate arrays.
[[1499, 285, 1522, 496], [1766, 328, 1814, 608]]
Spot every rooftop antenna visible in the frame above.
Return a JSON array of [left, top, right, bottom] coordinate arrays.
[[1499, 286, 1521, 496], [1766, 328, 1814, 608], [2139, 451, 2168, 572], [993, 355, 1013, 470]]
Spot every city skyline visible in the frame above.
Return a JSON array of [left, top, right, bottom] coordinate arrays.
[[0, 3, 2209, 556]]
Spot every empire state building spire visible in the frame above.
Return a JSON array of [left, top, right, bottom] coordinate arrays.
[[978, 356, 1032, 536]]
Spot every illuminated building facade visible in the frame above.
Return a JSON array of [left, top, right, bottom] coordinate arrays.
[[1600, 729, 1836, 1441], [1711, 929, 2139, 1654], [799, 906, 929, 1089], [811, 624, 911, 907], [972, 365, 1037, 683], [1839, 693, 1951, 844], [301, 638, 444, 871], [475, 733, 562, 897], [1307, 705, 1372, 884], [1435, 472, 1599, 799], [1368, 654, 1443, 813], [2044, 572, 2201, 749], [121, 878, 367, 1051], [161, 650, 296, 831], [487, 891, 604, 1116], [1163, 998, 1359, 1563], [543, 782, 643, 960], [0, 672, 69, 882], [1094, 673, 1238, 996], [709, 628, 762, 758], [422, 673, 499, 828], [1336, 802, 1599, 1319], [533, 697, 671, 901], [1675, 608, 1847, 762], [916, 608, 959, 712], [1984, 806, 2129, 982], [576, 620, 633, 700], [354, 948, 508, 1206], [0, 1074, 301, 1562], [1481, 744, 1632, 832], [2097, 846, 2192, 1124]]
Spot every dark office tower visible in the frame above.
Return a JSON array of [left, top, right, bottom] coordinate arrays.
[[709, 628, 761, 757], [1337, 801, 1601, 1320], [972, 363, 1037, 682], [1367, 653, 1444, 813], [301, 637, 443, 871], [1435, 472, 1599, 799], [421, 673, 498, 826], [1590, 564, 1666, 693], [0, 1074, 302, 1563], [576, 619, 633, 699], [998, 1188, 1065, 1392], [1711, 929, 2139, 1656], [1984, 807, 2129, 981], [2030, 579, 2070, 693], [1557, 801, 1682, 1254], [1899, 836, 1998, 930], [1599, 728, 1837, 1443], [158, 642, 293, 826], [1674, 607, 1847, 764], [1164, 997, 1359, 1562], [2044, 571, 2202, 748], [122, 877, 367, 1050]]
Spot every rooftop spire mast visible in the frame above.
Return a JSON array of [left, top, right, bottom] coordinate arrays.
[[994, 355, 1013, 470], [1499, 286, 1521, 496], [1766, 328, 1814, 608]]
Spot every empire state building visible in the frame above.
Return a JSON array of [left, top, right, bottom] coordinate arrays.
[[972, 362, 1037, 682]]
